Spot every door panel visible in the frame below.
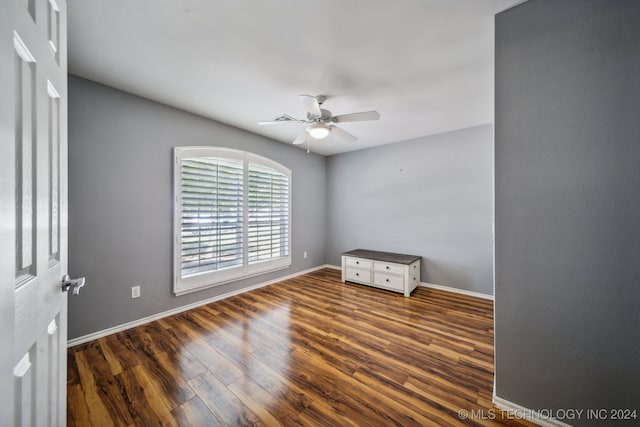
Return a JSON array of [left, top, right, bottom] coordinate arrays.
[[1, 0, 68, 425]]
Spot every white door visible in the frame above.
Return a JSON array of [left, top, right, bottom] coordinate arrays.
[[1, 0, 74, 425]]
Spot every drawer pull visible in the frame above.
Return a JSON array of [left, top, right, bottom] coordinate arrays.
[[355, 273, 359, 276], [356, 261, 359, 264], [386, 266, 390, 270], [386, 279, 390, 282]]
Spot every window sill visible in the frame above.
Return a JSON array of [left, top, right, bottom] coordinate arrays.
[[173, 263, 291, 296]]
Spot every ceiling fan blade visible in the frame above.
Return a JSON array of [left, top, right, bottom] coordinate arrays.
[[292, 129, 308, 145], [331, 111, 380, 123], [258, 114, 302, 125], [300, 95, 322, 118], [329, 125, 358, 143], [258, 120, 299, 125]]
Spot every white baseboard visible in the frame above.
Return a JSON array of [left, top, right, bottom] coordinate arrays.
[[67, 264, 333, 347], [328, 266, 492, 300], [493, 395, 573, 427], [419, 282, 493, 300]]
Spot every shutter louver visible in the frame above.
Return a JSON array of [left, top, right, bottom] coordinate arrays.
[[180, 157, 244, 277], [248, 163, 290, 263]]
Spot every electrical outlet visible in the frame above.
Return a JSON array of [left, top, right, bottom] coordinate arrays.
[[303, 251, 308, 259], [131, 285, 141, 299]]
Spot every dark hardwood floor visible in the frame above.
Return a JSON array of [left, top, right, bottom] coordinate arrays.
[[67, 268, 534, 426]]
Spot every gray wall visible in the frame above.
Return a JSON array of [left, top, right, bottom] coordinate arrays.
[[68, 76, 326, 339], [495, 0, 640, 422], [326, 125, 494, 295]]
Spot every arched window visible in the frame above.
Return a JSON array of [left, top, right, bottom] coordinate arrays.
[[173, 147, 291, 295]]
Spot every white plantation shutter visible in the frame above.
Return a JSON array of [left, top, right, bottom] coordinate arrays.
[[180, 157, 244, 276], [174, 147, 291, 295], [248, 163, 290, 263]]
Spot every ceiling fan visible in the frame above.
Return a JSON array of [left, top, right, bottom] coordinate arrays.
[[258, 95, 380, 149]]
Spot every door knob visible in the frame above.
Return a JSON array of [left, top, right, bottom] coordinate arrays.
[[62, 275, 86, 295]]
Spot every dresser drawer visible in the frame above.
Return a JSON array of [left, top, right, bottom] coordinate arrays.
[[373, 261, 404, 275], [409, 273, 419, 287], [345, 267, 371, 283], [409, 262, 420, 282], [345, 257, 372, 269], [373, 272, 404, 291]]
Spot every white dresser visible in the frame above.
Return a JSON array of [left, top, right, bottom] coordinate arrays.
[[341, 249, 421, 297]]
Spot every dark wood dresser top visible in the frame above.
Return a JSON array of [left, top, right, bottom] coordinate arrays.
[[343, 249, 421, 265]]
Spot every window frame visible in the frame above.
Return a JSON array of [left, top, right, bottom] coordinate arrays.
[[173, 146, 292, 296]]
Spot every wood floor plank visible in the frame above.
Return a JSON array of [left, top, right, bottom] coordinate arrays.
[[98, 339, 124, 376], [352, 366, 470, 427], [170, 319, 245, 386], [130, 365, 179, 427], [123, 332, 195, 409], [101, 334, 141, 370], [171, 396, 223, 427], [228, 343, 348, 427], [67, 384, 91, 427], [66, 347, 80, 387], [68, 268, 533, 426], [189, 371, 264, 426], [73, 351, 116, 426], [227, 376, 290, 426], [114, 369, 163, 427], [242, 360, 313, 417]]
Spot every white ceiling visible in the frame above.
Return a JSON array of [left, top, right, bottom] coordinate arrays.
[[68, 0, 524, 156]]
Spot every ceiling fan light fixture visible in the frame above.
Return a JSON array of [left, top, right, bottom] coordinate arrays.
[[307, 124, 331, 139]]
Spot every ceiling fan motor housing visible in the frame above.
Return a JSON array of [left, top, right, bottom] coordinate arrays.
[[308, 108, 332, 122]]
